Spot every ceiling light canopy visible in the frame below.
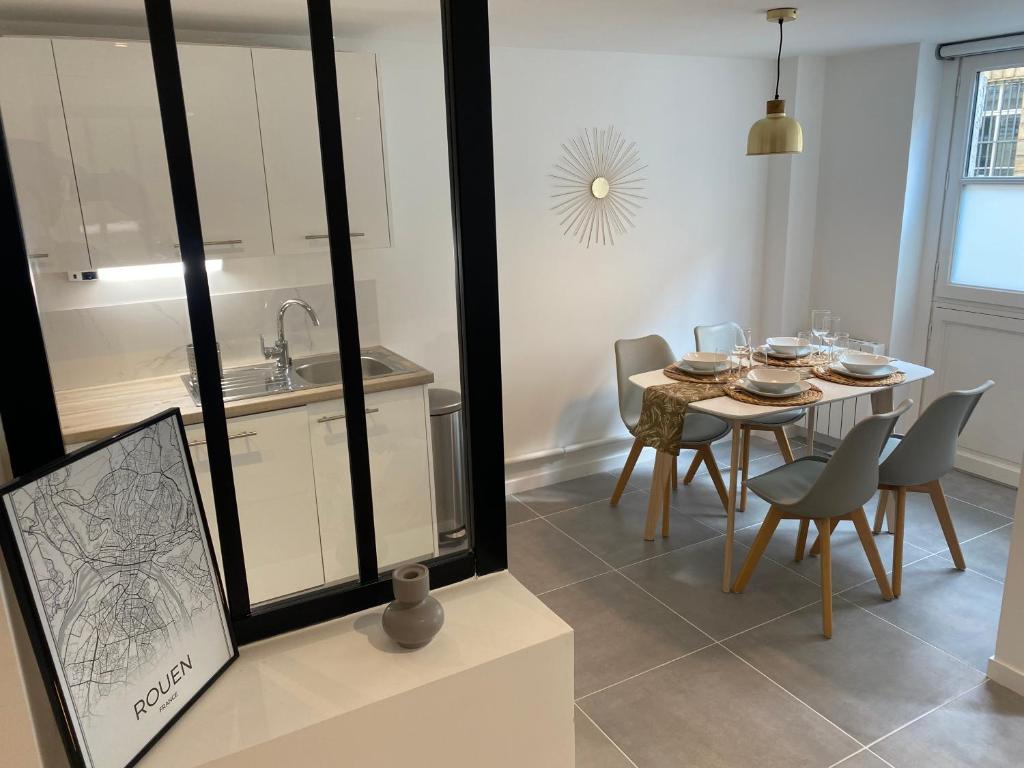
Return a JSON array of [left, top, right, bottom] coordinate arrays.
[[747, 8, 803, 156]]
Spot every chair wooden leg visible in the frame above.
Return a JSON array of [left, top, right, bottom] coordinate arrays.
[[773, 426, 795, 464], [612, 437, 644, 507], [732, 507, 782, 592], [672, 455, 678, 490], [851, 507, 893, 600], [662, 468, 671, 538], [643, 452, 672, 541], [928, 480, 966, 570], [817, 519, 833, 638], [739, 427, 751, 512], [794, 518, 810, 562], [872, 490, 890, 534], [703, 446, 730, 512], [683, 451, 703, 484], [808, 518, 839, 557], [892, 488, 907, 597]]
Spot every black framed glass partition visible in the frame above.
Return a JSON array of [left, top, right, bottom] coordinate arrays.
[[0, 0, 504, 644]]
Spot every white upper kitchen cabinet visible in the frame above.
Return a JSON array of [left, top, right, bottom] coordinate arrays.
[[0, 37, 90, 273], [53, 39, 272, 267], [252, 47, 391, 255]]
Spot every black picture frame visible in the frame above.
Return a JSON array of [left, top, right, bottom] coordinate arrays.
[[0, 408, 238, 768]]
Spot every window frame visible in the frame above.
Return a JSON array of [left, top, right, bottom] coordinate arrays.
[[936, 49, 1024, 309], [0, 0, 505, 646]]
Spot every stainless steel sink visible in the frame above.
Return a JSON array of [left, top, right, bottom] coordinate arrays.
[[181, 348, 413, 406]]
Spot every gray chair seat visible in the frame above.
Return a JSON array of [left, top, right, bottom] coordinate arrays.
[[744, 409, 805, 427], [680, 413, 730, 445], [746, 457, 827, 512]]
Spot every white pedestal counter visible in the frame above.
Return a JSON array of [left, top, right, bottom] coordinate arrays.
[[135, 572, 574, 768]]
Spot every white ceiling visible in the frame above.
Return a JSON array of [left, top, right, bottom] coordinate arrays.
[[1, 0, 1023, 58]]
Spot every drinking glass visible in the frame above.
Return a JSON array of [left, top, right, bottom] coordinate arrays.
[[798, 331, 811, 350], [714, 347, 728, 383], [810, 309, 831, 350], [823, 316, 840, 361], [834, 332, 850, 365], [733, 328, 754, 372]]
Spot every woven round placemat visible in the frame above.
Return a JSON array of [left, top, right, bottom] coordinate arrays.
[[723, 381, 823, 407], [663, 363, 744, 384], [754, 349, 831, 368], [812, 365, 906, 387]]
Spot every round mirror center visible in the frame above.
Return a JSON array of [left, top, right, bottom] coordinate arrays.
[[591, 176, 610, 199]]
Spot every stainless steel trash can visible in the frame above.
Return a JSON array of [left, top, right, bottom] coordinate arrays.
[[429, 388, 468, 547]]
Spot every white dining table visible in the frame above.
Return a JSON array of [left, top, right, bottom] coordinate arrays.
[[629, 360, 934, 592]]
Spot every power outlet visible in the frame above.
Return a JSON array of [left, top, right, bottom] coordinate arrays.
[[67, 270, 98, 282]]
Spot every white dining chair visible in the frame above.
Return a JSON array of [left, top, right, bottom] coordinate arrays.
[[733, 400, 912, 638], [611, 334, 732, 512], [694, 322, 804, 511]]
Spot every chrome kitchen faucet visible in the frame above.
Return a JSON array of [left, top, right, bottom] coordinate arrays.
[[261, 298, 320, 372]]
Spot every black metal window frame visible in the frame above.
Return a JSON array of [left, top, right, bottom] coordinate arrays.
[[0, 0, 505, 645]]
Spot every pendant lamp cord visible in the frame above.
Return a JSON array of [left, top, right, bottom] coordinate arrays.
[[774, 18, 783, 100]]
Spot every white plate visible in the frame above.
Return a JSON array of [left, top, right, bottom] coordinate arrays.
[[757, 344, 811, 360], [676, 359, 732, 375], [737, 378, 810, 398], [829, 362, 897, 380]]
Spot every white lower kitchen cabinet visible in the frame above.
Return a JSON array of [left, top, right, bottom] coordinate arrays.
[[309, 386, 438, 583], [185, 408, 326, 606]]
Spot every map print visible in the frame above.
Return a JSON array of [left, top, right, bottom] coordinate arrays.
[[6, 418, 224, 722]]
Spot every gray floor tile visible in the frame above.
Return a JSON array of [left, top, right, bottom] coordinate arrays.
[[735, 517, 932, 593], [710, 432, 781, 469], [507, 518, 608, 594], [941, 523, 1013, 582], [547, 490, 720, 568], [874, 680, 1024, 768], [506, 495, 536, 525], [662, 465, 774, 534], [621, 537, 822, 640], [579, 645, 859, 768], [834, 750, 890, 767], [517, 473, 618, 516], [542, 572, 708, 697], [626, 435, 783, 493], [725, 600, 985, 744], [575, 708, 633, 768], [844, 554, 1004, 672], [895, 490, 1011, 555], [941, 470, 1018, 518]]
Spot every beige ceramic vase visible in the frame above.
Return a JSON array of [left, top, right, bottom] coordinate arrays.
[[382, 563, 444, 649]]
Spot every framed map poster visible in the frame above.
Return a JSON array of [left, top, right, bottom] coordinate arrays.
[[0, 409, 237, 768]]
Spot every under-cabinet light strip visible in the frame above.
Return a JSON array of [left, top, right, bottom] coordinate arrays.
[[95, 259, 222, 282]]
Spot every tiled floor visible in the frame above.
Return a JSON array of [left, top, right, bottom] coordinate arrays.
[[507, 435, 1022, 767]]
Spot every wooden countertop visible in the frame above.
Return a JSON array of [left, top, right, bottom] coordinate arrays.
[[57, 346, 434, 445]]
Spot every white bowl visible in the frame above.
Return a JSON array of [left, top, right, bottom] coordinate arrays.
[[766, 336, 811, 357], [840, 352, 892, 376], [747, 367, 802, 393], [681, 351, 730, 372]]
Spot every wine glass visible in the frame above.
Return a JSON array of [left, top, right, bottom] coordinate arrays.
[[732, 328, 754, 372], [810, 309, 831, 351]]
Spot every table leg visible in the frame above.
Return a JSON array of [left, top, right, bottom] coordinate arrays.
[[871, 388, 894, 414], [805, 406, 816, 458], [644, 450, 673, 541], [723, 422, 742, 592]]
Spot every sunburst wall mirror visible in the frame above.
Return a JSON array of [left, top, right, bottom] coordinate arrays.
[[550, 126, 647, 247]]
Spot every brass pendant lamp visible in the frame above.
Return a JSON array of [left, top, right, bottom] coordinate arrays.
[[747, 8, 803, 156]]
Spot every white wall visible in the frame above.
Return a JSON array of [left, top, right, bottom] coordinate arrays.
[[491, 46, 773, 483], [810, 44, 922, 354], [989, 459, 1024, 694]]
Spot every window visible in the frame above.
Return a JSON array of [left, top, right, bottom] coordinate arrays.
[[948, 64, 1024, 295]]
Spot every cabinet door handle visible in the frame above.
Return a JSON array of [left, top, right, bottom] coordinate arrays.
[[316, 407, 379, 424], [187, 430, 257, 447], [304, 233, 365, 239], [174, 239, 243, 248], [28, 252, 49, 259]]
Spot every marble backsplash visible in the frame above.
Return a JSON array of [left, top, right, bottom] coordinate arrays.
[[40, 281, 380, 391]]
